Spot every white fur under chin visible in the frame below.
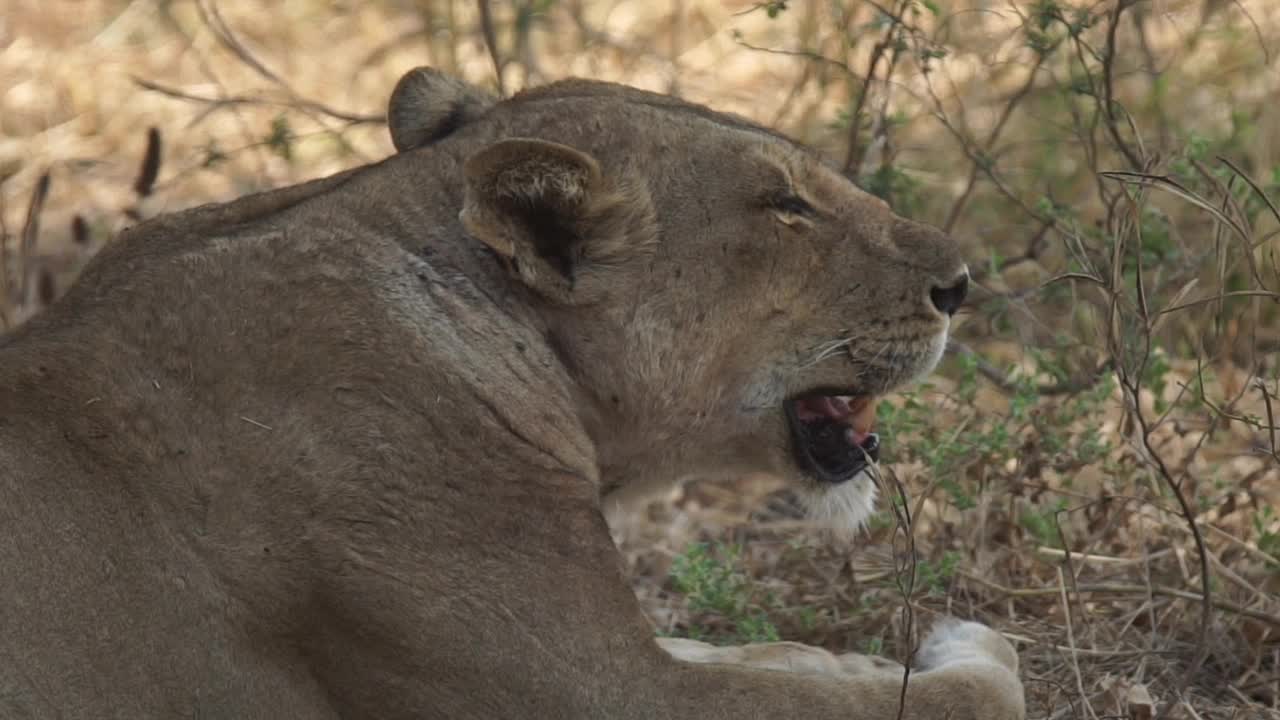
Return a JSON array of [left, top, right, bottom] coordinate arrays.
[[802, 471, 878, 536], [917, 323, 950, 382]]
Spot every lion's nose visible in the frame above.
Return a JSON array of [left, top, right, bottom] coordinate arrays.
[[929, 271, 968, 316]]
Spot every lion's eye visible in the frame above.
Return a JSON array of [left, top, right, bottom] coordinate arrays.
[[771, 194, 815, 217]]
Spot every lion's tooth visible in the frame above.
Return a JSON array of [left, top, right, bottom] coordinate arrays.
[[848, 395, 877, 434], [844, 426, 870, 446]]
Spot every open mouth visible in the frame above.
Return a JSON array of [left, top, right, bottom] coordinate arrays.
[[784, 391, 880, 484]]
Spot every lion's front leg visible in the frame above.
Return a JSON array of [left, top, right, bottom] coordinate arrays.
[[659, 620, 1024, 720], [658, 637, 889, 677]]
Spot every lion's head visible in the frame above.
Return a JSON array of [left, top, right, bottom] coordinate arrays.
[[389, 68, 968, 530]]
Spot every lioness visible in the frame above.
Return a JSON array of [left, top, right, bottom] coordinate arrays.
[[0, 68, 1024, 719]]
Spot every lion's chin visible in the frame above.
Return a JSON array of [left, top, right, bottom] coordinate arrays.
[[798, 471, 879, 537]]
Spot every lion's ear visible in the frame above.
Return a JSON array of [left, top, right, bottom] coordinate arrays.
[[460, 138, 656, 303], [388, 67, 496, 152]]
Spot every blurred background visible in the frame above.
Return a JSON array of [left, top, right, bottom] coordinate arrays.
[[1, 1, 1277, 717]]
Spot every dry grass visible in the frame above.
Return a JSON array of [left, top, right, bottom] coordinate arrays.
[[2, 1, 1278, 717]]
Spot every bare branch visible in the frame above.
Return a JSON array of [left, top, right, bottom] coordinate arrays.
[[477, 0, 507, 95], [132, 77, 384, 126], [18, 171, 50, 305], [1100, 0, 1143, 169]]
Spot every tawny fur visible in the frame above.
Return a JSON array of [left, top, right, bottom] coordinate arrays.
[[0, 68, 1023, 719]]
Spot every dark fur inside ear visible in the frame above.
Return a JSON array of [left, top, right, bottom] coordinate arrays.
[[502, 201, 579, 280], [388, 67, 497, 152], [460, 139, 656, 303]]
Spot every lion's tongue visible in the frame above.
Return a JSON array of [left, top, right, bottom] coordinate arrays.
[[795, 395, 877, 445]]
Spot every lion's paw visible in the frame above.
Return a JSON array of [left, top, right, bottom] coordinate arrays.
[[915, 619, 1019, 674]]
